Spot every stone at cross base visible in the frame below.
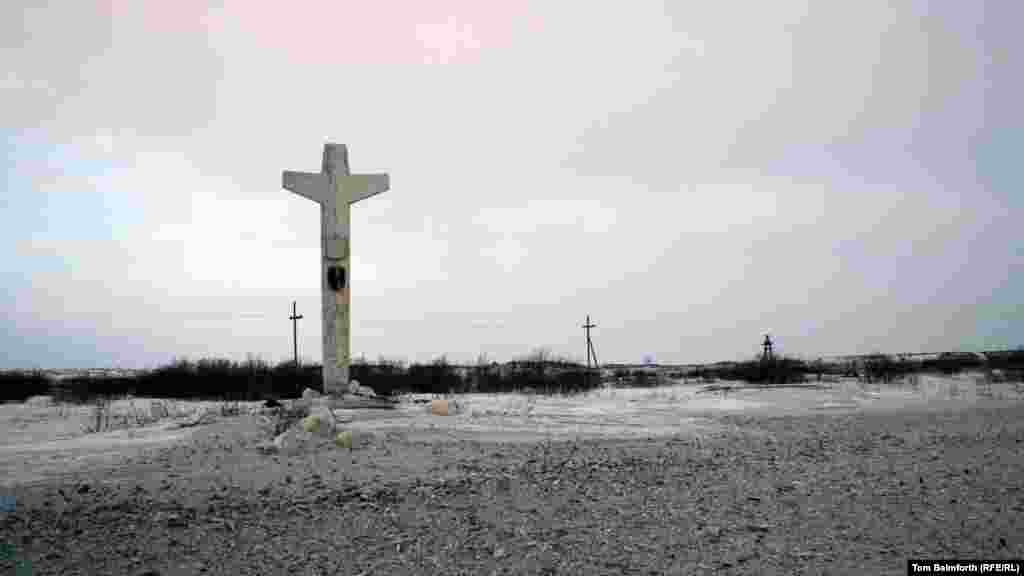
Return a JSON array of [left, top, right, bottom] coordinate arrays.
[[347, 379, 377, 398], [282, 143, 389, 398]]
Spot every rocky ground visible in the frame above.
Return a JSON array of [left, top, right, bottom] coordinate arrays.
[[2, 401, 1023, 575]]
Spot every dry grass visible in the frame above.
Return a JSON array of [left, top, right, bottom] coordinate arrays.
[[78, 396, 246, 434]]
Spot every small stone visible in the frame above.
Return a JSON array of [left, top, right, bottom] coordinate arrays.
[[165, 514, 186, 527], [177, 406, 218, 427], [273, 432, 290, 451], [302, 405, 337, 437], [25, 395, 54, 407], [431, 399, 461, 416], [347, 380, 377, 398], [335, 431, 353, 449], [302, 415, 322, 433]]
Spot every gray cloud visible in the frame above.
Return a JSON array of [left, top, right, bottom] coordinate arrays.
[[2, 0, 1020, 368]]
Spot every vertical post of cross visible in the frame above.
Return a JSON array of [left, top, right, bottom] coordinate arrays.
[[283, 143, 390, 397]]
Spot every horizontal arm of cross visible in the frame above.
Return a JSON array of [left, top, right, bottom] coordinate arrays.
[[342, 174, 390, 204], [282, 172, 390, 205], [283, 171, 330, 204]]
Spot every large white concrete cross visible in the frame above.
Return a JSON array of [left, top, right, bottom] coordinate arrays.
[[282, 143, 389, 396]]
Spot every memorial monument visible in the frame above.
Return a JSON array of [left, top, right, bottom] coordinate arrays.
[[283, 143, 390, 396]]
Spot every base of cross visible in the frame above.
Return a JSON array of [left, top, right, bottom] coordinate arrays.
[[318, 394, 398, 410], [308, 381, 398, 410], [323, 379, 377, 398]]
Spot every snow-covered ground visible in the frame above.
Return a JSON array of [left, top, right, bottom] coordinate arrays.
[[0, 372, 1020, 485], [0, 397, 230, 486], [6, 373, 1021, 446], [0, 397, 247, 447], [363, 373, 1024, 442]]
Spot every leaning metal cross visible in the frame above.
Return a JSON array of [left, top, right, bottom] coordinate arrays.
[[282, 143, 389, 396]]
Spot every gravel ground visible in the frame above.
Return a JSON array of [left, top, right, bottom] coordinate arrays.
[[2, 402, 1023, 575]]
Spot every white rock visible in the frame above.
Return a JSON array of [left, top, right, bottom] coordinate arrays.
[[25, 395, 54, 407], [273, 431, 291, 451], [175, 405, 218, 428], [302, 405, 337, 437], [335, 430, 353, 449], [347, 380, 377, 397]]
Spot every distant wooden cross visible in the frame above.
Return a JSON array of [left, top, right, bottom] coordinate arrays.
[[283, 144, 390, 396]]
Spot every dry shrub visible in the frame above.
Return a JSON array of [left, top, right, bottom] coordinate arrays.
[[83, 396, 113, 434], [80, 397, 213, 433]]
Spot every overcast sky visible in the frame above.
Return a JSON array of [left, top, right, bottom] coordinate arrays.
[[2, 1, 1020, 370]]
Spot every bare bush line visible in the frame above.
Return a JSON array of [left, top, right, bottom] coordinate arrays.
[[4, 348, 1024, 404]]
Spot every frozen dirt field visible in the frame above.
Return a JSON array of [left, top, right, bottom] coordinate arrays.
[[1, 374, 1023, 575]]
